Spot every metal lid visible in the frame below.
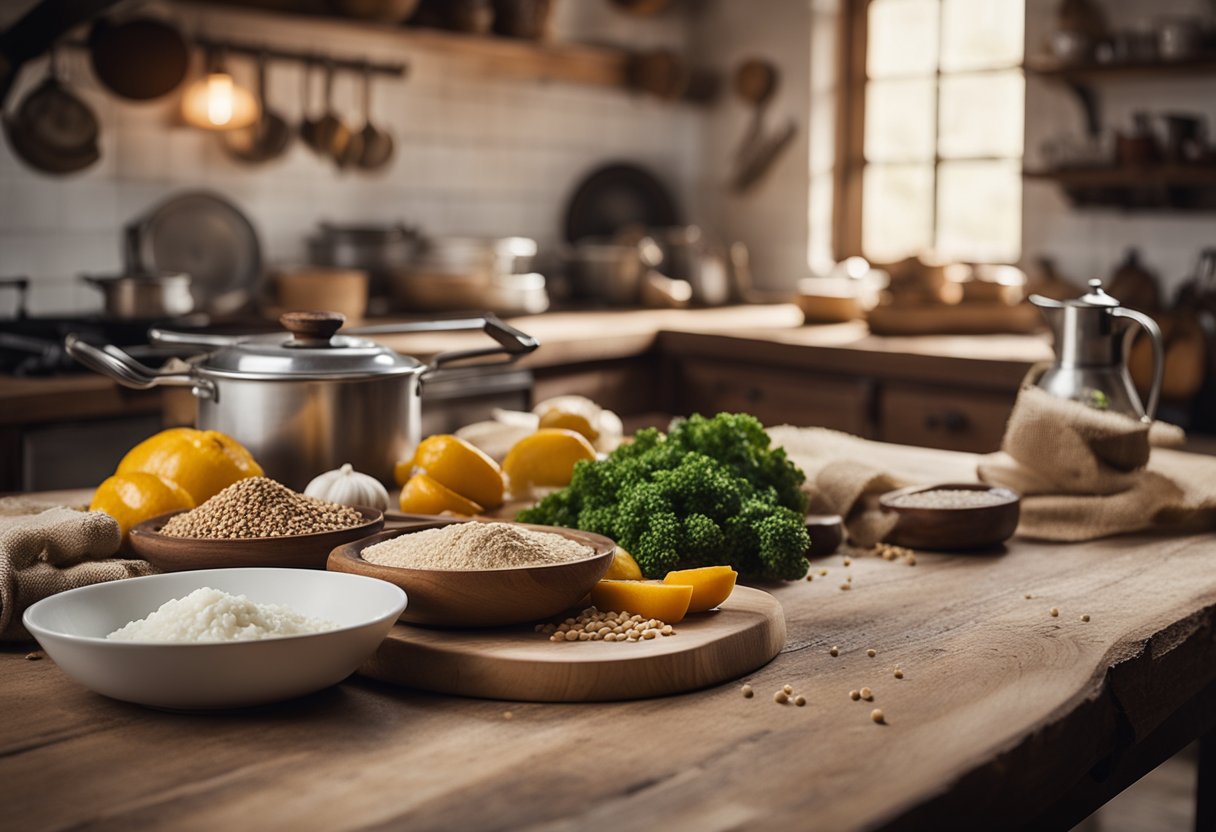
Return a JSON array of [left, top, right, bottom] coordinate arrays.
[[1076, 278, 1121, 307], [194, 312, 422, 381]]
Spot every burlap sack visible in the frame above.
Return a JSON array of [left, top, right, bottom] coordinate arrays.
[[0, 507, 158, 641], [978, 385, 1216, 541]]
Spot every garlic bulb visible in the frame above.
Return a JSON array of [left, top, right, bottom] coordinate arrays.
[[304, 463, 389, 511]]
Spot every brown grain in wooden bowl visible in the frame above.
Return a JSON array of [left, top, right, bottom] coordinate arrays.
[[879, 483, 1020, 551], [327, 518, 616, 628], [129, 507, 384, 572]]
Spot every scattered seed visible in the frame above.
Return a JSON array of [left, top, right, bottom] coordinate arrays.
[[794, 695, 807, 707], [849, 690, 861, 701], [1050, 608, 1059, 618], [774, 690, 789, 704], [783, 684, 794, 695], [1080, 614, 1090, 623], [839, 582, 851, 591], [829, 646, 840, 657], [24, 651, 42, 661], [894, 668, 904, 679], [741, 684, 754, 698], [867, 648, 877, 658], [860, 687, 873, 700], [503, 711, 514, 720], [805, 574, 813, 582], [1024, 594, 1032, 600], [871, 708, 885, 724], [843, 558, 852, 566], [846, 575, 853, 583], [906, 555, 916, 566], [819, 568, 828, 576]]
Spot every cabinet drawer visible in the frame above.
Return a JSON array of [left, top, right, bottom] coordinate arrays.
[[675, 359, 872, 433], [879, 384, 1014, 453]]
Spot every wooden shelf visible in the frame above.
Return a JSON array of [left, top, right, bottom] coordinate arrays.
[[1024, 166, 1216, 211], [1024, 166, 1216, 187], [1026, 56, 1216, 82], [180, 1, 632, 89]]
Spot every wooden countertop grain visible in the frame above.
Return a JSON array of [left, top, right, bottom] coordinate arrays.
[[3, 438, 1214, 830]]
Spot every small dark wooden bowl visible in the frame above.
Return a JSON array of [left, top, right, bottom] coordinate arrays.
[[327, 519, 616, 628], [129, 507, 384, 572], [879, 483, 1020, 551]]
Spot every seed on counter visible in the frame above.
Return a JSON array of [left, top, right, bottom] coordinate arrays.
[[1080, 614, 1090, 623], [774, 690, 789, 704], [1024, 594, 1033, 600], [24, 651, 42, 661], [839, 583, 852, 591], [1050, 608, 1059, 618], [805, 574, 813, 582], [846, 575, 853, 583], [850, 690, 861, 701], [906, 555, 916, 566], [894, 668, 904, 679], [843, 558, 852, 567], [819, 568, 829, 576], [741, 684, 754, 698], [871, 708, 885, 724], [829, 646, 840, 657], [867, 648, 877, 658], [860, 687, 873, 700], [503, 711, 514, 721], [794, 695, 807, 707], [783, 684, 794, 695]]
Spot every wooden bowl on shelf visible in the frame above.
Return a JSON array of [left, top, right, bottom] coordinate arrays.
[[129, 507, 384, 572], [879, 483, 1020, 551], [327, 518, 616, 628]]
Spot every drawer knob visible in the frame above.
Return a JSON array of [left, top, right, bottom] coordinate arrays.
[[925, 410, 968, 433]]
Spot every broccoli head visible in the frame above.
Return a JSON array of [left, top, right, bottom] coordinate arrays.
[[517, 412, 809, 580]]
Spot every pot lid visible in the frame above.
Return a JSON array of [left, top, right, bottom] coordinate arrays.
[[192, 312, 423, 380], [1030, 278, 1123, 310]]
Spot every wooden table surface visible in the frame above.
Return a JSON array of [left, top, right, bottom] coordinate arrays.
[[3, 444, 1215, 831]]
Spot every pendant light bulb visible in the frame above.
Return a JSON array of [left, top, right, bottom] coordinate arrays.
[[181, 49, 259, 131]]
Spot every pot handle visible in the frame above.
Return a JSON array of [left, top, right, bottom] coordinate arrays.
[[346, 314, 539, 373], [1111, 307, 1163, 422], [64, 334, 216, 399]]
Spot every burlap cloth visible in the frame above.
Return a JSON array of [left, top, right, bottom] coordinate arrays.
[[0, 500, 158, 641], [977, 385, 1216, 541], [769, 383, 1216, 546]]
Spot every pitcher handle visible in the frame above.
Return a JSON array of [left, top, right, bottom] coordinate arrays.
[[1111, 308, 1163, 422]]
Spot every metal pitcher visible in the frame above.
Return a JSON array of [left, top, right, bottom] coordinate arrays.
[[1030, 279, 1164, 422]]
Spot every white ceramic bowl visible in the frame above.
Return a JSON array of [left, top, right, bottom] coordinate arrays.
[[23, 568, 406, 710]]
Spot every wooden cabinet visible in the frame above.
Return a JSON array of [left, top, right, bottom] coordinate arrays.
[[671, 358, 873, 435], [879, 383, 1015, 454]]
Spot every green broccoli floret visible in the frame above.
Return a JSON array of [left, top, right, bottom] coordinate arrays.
[[518, 412, 809, 580]]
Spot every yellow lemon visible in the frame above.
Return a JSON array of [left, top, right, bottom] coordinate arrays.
[[407, 434, 504, 509], [662, 566, 738, 613], [116, 428, 262, 505], [398, 473, 485, 517], [603, 547, 643, 580], [393, 456, 414, 488], [537, 409, 599, 442], [502, 428, 596, 496], [90, 472, 196, 541]]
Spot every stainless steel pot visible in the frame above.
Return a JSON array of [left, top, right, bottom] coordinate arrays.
[[65, 311, 538, 488], [82, 272, 194, 320]]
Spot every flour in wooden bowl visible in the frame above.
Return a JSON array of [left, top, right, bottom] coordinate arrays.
[[362, 522, 594, 570]]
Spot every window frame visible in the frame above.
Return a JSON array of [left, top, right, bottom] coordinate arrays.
[[832, 0, 1025, 264]]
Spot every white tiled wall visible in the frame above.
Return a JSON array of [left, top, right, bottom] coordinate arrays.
[[1023, 0, 1216, 298], [0, 1, 704, 314]]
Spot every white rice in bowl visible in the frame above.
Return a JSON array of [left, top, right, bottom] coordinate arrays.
[[107, 587, 338, 643]]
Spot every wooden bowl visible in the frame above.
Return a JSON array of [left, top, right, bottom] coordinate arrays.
[[879, 483, 1020, 551], [129, 507, 384, 572], [327, 519, 616, 628]]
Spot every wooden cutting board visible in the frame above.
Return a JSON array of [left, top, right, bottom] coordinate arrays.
[[358, 586, 785, 702]]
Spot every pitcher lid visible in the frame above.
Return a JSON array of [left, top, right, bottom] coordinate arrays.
[[1076, 278, 1120, 307]]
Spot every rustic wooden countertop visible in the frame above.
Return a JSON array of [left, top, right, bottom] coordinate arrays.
[[0, 306, 1053, 426], [3, 440, 1214, 830]]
